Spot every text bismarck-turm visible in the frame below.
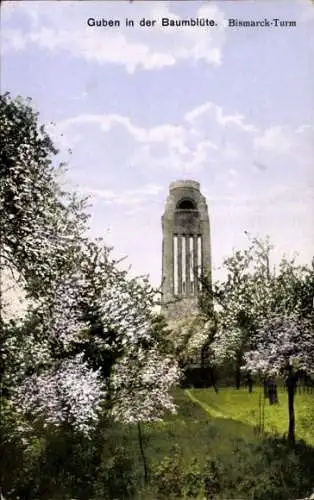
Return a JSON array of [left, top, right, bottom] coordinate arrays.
[[228, 18, 296, 27], [86, 17, 218, 28]]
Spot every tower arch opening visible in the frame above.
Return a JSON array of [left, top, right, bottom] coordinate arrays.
[[176, 198, 196, 210]]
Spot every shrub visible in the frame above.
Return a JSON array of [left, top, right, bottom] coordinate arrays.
[[183, 458, 203, 498], [152, 445, 185, 498], [93, 445, 137, 499], [203, 457, 225, 499], [201, 436, 314, 500]]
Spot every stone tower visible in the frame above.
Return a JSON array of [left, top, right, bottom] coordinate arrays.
[[161, 180, 211, 320]]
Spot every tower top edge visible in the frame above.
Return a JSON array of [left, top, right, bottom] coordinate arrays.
[[169, 180, 200, 191]]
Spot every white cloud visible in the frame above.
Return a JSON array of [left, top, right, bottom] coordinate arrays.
[[185, 102, 258, 133], [253, 124, 314, 179], [77, 184, 163, 211], [254, 126, 291, 154], [2, 28, 27, 50], [2, 1, 227, 72], [53, 101, 267, 181], [51, 100, 313, 198]]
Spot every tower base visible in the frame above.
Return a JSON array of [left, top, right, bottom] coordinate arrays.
[[161, 296, 199, 322]]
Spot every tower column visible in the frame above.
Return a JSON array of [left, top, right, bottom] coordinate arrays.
[[177, 235, 182, 296], [193, 235, 198, 296], [185, 235, 190, 296], [161, 218, 174, 301], [201, 218, 211, 287]]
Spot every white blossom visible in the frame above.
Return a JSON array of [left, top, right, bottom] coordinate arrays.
[[110, 348, 181, 424], [12, 354, 106, 435], [1, 94, 183, 436], [243, 313, 314, 377]]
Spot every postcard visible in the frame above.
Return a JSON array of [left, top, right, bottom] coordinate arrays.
[[1, 2, 313, 499]]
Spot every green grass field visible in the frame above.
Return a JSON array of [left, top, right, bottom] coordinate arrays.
[[115, 388, 314, 498], [115, 387, 314, 473], [3, 387, 313, 499], [186, 387, 314, 446]]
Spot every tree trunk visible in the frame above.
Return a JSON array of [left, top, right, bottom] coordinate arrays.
[[286, 374, 297, 446], [137, 422, 149, 484], [263, 378, 268, 398], [235, 364, 241, 389], [210, 366, 218, 393]]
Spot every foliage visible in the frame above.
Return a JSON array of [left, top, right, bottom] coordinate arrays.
[[92, 444, 137, 499], [110, 348, 181, 423], [2, 239, 181, 435], [0, 410, 138, 500], [1, 92, 91, 437], [0, 92, 88, 299], [199, 236, 314, 396], [206, 236, 272, 365], [201, 436, 314, 500], [243, 313, 314, 378], [152, 445, 185, 498], [165, 314, 216, 368], [1, 93, 181, 441], [205, 236, 313, 365], [152, 448, 203, 499], [243, 312, 314, 443], [203, 457, 224, 499]]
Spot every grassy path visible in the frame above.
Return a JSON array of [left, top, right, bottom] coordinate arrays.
[[185, 389, 230, 419]]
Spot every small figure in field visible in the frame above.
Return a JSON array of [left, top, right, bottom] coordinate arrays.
[[265, 376, 279, 405], [246, 372, 253, 393]]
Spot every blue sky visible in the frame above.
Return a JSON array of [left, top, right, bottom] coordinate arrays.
[[2, 0, 314, 286]]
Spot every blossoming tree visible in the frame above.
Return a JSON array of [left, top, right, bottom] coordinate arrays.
[[243, 313, 314, 445], [1, 93, 181, 443], [203, 236, 313, 395]]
